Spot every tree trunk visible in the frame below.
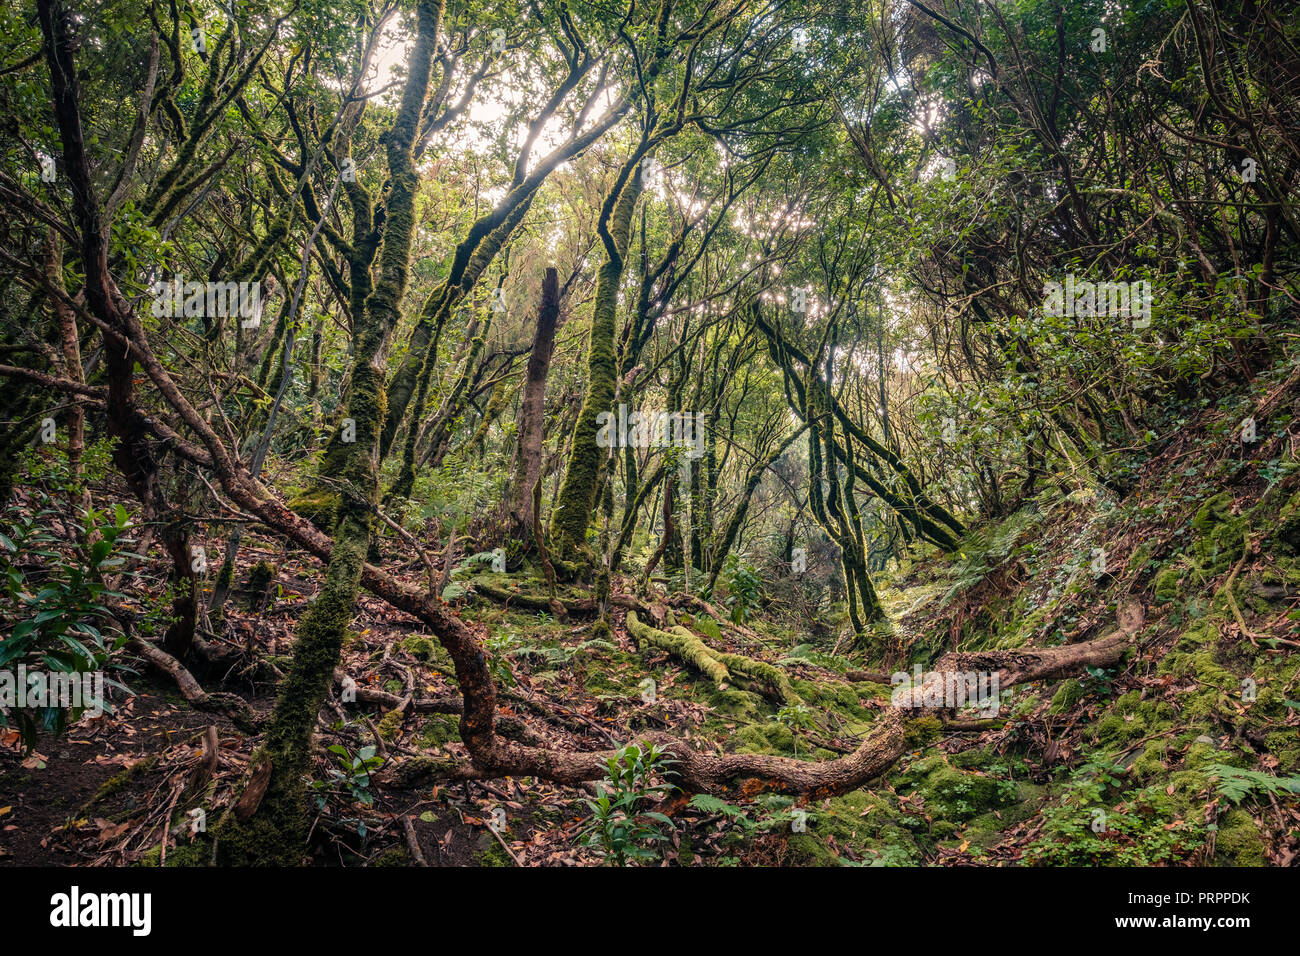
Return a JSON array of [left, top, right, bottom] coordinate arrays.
[[508, 267, 560, 534], [551, 163, 643, 563], [215, 0, 443, 865]]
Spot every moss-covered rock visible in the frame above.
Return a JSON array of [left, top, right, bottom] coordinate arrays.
[[1190, 492, 1246, 572], [418, 714, 461, 749], [735, 720, 795, 755], [894, 755, 1018, 822], [1093, 691, 1177, 746], [1273, 490, 1300, 555], [1215, 808, 1265, 866], [781, 789, 921, 866], [902, 715, 943, 748], [707, 687, 761, 720], [1049, 679, 1086, 714]]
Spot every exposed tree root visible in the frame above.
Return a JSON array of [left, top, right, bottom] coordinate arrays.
[[891, 601, 1144, 709], [625, 611, 801, 704], [401, 815, 429, 866], [471, 580, 595, 614], [626, 610, 731, 685], [469, 579, 670, 625], [331, 669, 463, 714], [415, 603, 1146, 799], [846, 669, 896, 684], [128, 636, 265, 734]]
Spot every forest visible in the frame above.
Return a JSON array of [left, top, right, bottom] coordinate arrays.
[[0, 0, 1298, 877]]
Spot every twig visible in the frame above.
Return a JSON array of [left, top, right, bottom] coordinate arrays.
[[400, 815, 429, 866], [486, 822, 522, 866]]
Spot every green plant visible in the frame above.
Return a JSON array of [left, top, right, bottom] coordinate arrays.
[[1080, 664, 1117, 698], [314, 743, 384, 809], [1025, 764, 1204, 866], [579, 742, 677, 866], [686, 793, 796, 846], [1204, 765, 1300, 805], [520, 637, 615, 669], [722, 553, 763, 624], [775, 703, 816, 756], [485, 629, 520, 687], [0, 499, 135, 751]]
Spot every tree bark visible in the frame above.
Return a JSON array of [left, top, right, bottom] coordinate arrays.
[[508, 267, 560, 534]]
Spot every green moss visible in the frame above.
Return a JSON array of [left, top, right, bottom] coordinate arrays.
[[626, 611, 728, 685], [734, 720, 795, 754], [1215, 808, 1265, 866], [705, 643, 799, 704], [81, 754, 159, 813], [371, 847, 409, 866], [217, 512, 373, 864], [793, 678, 873, 718], [1159, 633, 1239, 722], [707, 687, 761, 719], [401, 635, 439, 664], [1190, 493, 1246, 572], [477, 832, 513, 867], [288, 489, 341, 533], [1152, 565, 1183, 604], [418, 714, 462, 749], [1167, 768, 1212, 801], [1270, 490, 1300, 554], [1182, 739, 1245, 772], [1131, 741, 1169, 782], [782, 789, 921, 866], [134, 841, 209, 868], [961, 784, 1042, 848], [902, 715, 943, 748], [1093, 694, 1176, 746], [895, 755, 1017, 822], [390, 754, 463, 787], [550, 170, 642, 560], [246, 559, 277, 592], [1049, 679, 1086, 714], [1264, 730, 1300, 773]]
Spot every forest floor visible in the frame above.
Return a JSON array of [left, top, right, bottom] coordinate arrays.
[[3, 365, 1299, 867]]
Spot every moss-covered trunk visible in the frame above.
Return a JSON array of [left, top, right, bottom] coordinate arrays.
[[216, 0, 442, 865], [551, 166, 643, 562], [379, 194, 536, 463], [807, 376, 883, 643]]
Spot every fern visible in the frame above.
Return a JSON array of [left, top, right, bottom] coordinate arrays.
[[940, 507, 1044, 607], [688, 794, 742, 816], [1205, 764, 1300, 805]]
